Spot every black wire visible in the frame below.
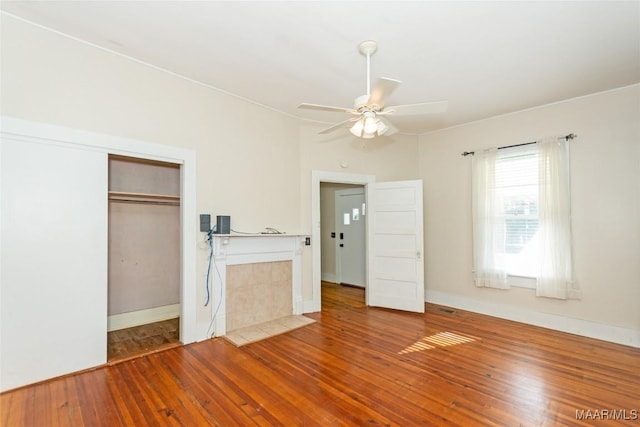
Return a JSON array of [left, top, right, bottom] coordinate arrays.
[[204, 228, 214, 306]]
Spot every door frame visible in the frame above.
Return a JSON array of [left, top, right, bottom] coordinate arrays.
[[1, 117, 199, 344], [310, 171, 375, 312]]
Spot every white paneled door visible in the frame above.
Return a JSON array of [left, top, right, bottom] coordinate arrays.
[[368, 180, 425, 313]]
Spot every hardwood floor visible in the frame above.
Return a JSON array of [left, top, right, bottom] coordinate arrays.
[[2, 282, 638, 426], [107, 318, 180, 362]]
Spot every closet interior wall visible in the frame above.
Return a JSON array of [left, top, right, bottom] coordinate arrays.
[[107, 155, 181, 332]]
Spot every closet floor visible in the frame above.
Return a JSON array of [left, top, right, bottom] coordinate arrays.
[[107, 317, 180, 362]]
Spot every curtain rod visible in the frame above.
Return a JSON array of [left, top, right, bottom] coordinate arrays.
[[461, 133, 577, 156]]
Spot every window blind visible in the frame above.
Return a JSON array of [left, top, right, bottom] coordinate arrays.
[[495, 146, 539, 277]]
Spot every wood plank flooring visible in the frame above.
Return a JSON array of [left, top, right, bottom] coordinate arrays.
[[107, 318, 180, 362], [2, 282, 638, 426]]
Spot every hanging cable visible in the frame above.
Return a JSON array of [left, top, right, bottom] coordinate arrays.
[[204, 226, 215, 307]]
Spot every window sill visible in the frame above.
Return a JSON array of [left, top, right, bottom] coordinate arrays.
[[508, 275, 536, 289]]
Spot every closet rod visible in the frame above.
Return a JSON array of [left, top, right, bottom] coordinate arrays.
[[461, 133, 577, 156]]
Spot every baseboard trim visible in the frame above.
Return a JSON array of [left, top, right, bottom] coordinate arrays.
[[425, 290, 639, 348], [108, 304, 180, 332], [303, 299, 320, 314], [321, 272, 337, 283]]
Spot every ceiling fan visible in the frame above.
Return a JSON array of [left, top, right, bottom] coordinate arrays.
[[298, 40, 448, 138]]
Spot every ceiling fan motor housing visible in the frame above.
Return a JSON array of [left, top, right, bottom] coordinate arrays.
[[354, 94, 372, 111]]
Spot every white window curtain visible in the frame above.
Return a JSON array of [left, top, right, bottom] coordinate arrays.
[[471, 136, 579, 299], [536, 137, 579, 299], [471, 148, 509, 289]]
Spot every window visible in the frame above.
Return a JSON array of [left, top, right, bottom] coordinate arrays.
[[472, 137, 578, 299], [495, 146, 538, 278]]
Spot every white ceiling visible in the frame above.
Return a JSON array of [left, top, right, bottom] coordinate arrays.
[[2, 1, 639, 135]]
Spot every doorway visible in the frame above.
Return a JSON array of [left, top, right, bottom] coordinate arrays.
[[320, 183, 366, 310], [312, 171, 375, 312], [107, 155, 181, 361], [312, 171, 426, 315]]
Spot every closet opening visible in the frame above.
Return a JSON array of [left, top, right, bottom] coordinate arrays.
[[107, 155, 181, 362]]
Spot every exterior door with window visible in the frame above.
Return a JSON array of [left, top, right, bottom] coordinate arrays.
[[335, 188, 366, 287], [368, 180, 425, 313]]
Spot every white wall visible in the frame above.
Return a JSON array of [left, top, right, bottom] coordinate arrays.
[[0, 14, 301, 343], [418, 85, 640, 346], [1, 11, 426, 316], [0, 15, 424, 388]]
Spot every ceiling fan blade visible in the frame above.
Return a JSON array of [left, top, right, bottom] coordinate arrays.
[[298, 103, 356, 114], [318, 118, 356, 135], [384, 100, 448, 116], [378, 116, 399, 136], [368, 78, 402, 108]]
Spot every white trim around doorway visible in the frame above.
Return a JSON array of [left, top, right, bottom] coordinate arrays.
[[309, 171, 375, 312], [0, 116, 199, 344]]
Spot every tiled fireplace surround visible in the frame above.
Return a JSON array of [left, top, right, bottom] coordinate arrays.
[[211, 234, 304, 337], [225, 261, 292, 331]]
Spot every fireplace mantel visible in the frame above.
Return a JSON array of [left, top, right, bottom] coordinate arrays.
[[211, 234, 305, 337]]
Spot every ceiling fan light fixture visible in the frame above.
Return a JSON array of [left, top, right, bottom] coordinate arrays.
[[363, 115, 378, 134], [376, 120, 389, 136], [350, 118, 365, 137], [350, 112, 390, 138]]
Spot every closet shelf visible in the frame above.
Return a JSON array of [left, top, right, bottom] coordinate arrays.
[[108, 191, 180, 205]]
